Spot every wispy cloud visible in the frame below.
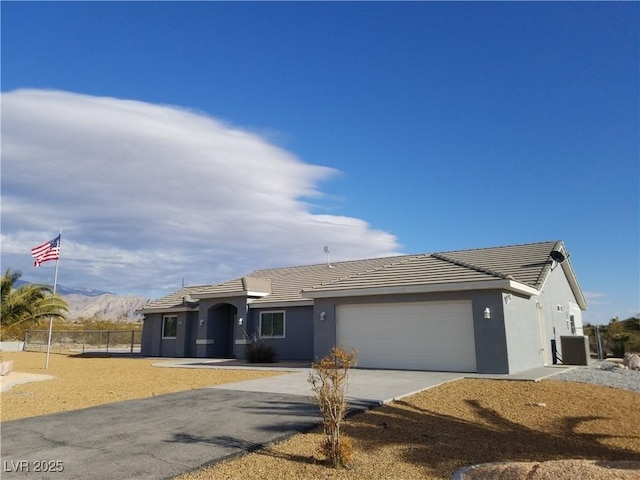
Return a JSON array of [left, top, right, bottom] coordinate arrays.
[[1, 89, 401, 296], [583, 292, 607, 306]]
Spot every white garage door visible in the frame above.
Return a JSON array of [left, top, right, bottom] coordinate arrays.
[[336, 300, 476, 372]]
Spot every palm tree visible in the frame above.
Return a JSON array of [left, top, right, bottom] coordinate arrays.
[[0, 269, 69, 341]]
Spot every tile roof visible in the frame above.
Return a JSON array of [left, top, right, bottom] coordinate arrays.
[[202, 255, 411, 305], [142, 240, 578, 311], [141, 256, 407, 310], [435, 240, 560, 289], [302, 241, 561, 295], [141, 286, 202, 310]]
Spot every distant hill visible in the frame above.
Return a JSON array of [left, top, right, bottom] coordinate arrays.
[[64, 293, 151, 322], [15, 280, 150, 322], [15, 279, 113, 297], [56, 285, 115, 297]]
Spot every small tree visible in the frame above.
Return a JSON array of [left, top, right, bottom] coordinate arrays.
[[308, 346, 357, 468], [0, 269, 68, 341]]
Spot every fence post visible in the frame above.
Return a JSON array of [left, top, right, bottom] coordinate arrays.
[[106, 331, 110, 354], [595, 325, 603, 360], [130, 330, 135, 354]]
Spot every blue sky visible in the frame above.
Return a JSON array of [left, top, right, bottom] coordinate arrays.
[[1, 2, 638, 325]]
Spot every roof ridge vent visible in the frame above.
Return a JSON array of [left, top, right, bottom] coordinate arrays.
[[431, 252, 510, 280]]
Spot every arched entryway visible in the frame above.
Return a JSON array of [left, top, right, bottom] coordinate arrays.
[[206, 303, 237, 358]]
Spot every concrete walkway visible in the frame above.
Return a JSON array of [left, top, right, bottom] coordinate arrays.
[[0, 372, 54, 392]]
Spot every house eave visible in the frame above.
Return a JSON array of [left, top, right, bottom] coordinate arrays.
[[302, 279, 540, 299], [248, 299, 314, 308], [138, 306, 199, 314], [191, 290, 270, 300], [560, 261, 588, 310]]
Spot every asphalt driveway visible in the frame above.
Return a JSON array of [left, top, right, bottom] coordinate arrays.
[[1, 388, 320, 480]]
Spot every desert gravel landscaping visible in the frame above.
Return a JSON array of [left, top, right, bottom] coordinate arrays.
[[1, 352, 639, 480], [0, 352, 283, 421]]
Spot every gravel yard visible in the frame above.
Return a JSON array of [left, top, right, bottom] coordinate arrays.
[[553, 360, 640, 392], [0, 352, 284, 421], [1, 352, 639, 480]]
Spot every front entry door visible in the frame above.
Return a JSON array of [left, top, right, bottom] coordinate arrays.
[[208, 304, 236, 358]]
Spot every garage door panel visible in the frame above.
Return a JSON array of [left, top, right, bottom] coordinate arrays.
[[336, 301, 476, 372]]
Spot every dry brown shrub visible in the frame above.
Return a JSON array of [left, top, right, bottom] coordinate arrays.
[[308, 346, 358, 468]]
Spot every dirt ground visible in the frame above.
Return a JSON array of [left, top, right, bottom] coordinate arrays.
[[0, 351, 283, 421], [2, 352, 639, 480]]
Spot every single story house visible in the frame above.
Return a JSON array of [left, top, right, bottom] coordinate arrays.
[[140, 240, 587, 374]]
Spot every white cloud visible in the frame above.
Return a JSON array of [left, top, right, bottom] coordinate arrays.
[[1, 89, 401, 297], [583, 292, 607, 306]]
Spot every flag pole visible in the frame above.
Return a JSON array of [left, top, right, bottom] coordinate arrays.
[[45, 229, 62, 370]]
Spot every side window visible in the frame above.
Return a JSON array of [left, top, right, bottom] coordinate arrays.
[[260, 311, 285, 338], [163, 315, 178, 338]]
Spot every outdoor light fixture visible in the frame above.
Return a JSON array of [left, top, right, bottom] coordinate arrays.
[[199, 318, 205, 326], [504, 294, 512, 304], [484, 307, 491, 319], [238, 317, 243, 326], [320, 311, 326, 321]]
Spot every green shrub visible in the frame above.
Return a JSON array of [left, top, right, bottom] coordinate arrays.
[[245, 337, 277, 363], [610, 334, 629, 357], [624, 332, 640, 353]]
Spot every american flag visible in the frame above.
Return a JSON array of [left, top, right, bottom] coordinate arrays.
[[31, 235, 61, 267]]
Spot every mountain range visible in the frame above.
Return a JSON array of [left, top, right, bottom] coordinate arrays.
[[16, 280, 151, 322], [64, 293, 151, 322]]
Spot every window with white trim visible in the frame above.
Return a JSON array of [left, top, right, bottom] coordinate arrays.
[[162, 315, 178, 339], [259, 311, 285, 338]]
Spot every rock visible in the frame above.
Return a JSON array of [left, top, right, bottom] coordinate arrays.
[[624, 353, 640, 371], [0, 360, 14, 376], [600, 361, 618, 371]]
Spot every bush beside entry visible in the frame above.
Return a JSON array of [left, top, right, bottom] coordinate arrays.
[[245, 336, 277, 363], [308, 346, 358, 468]]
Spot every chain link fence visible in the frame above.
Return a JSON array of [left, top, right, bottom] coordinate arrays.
[[24, 329, 142, 354]]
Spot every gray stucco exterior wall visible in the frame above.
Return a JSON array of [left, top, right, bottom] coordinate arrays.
[[141, 311, 198, 357], [247, 306, 314, 360], [469, 291, 509, 374], [537, 265, 582, 360], [196, 297, 248, 358], [312, 299, 337, 362], [141, 313, 160, 356], [502, 292, 544, 372]]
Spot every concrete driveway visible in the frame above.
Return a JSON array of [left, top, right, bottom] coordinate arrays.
[[212, 368, 464, 408], [0, 363, 563, 480]]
